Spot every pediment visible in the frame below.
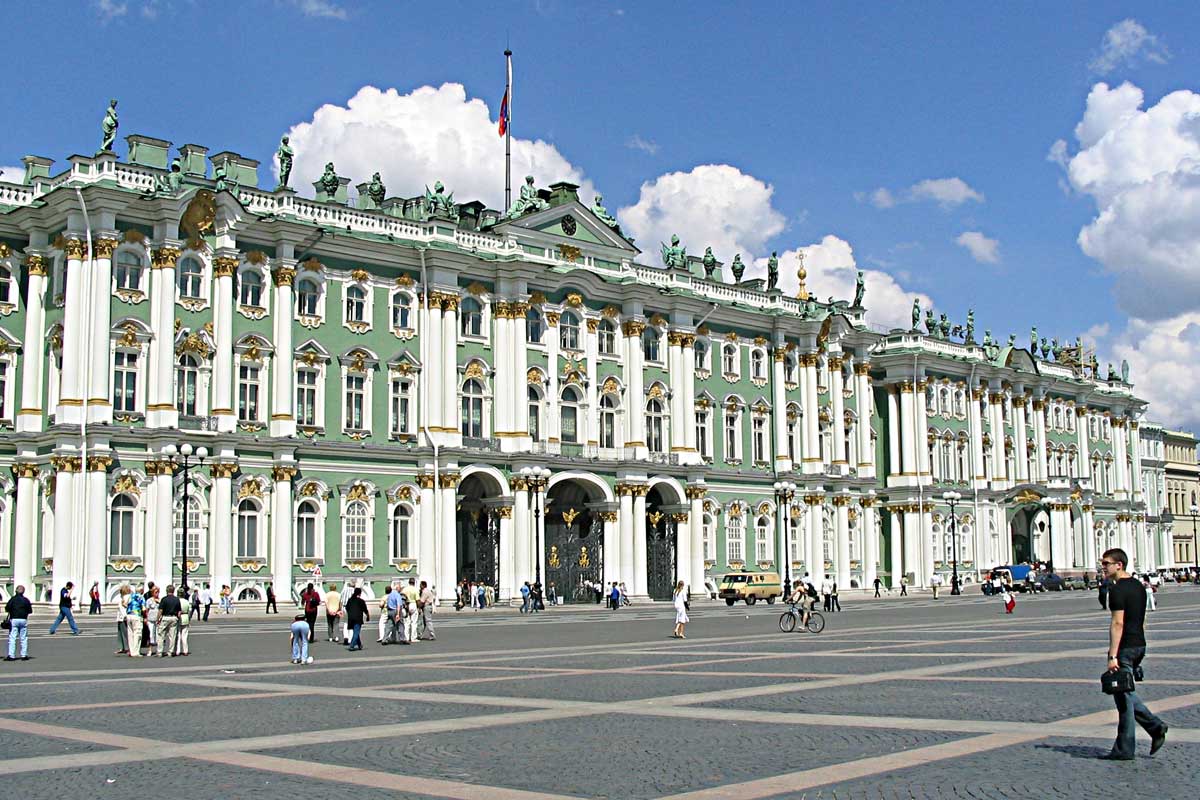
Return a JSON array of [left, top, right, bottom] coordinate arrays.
[[494, 200, 639, 256]]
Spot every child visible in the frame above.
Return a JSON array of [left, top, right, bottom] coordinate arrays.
[[1000, 585, 1016, 614], [290, 614, 312, 664]]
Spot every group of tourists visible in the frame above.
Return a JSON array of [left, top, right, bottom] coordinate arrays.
[[115, 582, 192, 657]]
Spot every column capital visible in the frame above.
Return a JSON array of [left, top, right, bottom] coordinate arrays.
[[63, 238, 87, 260], [272, 266, 296, 287], [93, 237, 119, 258], [1011, 396, 1027, 408], [11, 462, 39, 480], [670, 512, 689, 523], [438, 473, 461, 489], [213, 256, 239, 278], [803, 494, 824, 506], [25, 254, 47, 276], [151, 246, 180, 269], [508, 475, 529, 492], [144, 459, 175, 476], [417, 473, 437, 490], [209, 462, 238, 479], [684, 485, 708, 500], [86, 455, 113, 473], [271, 465, 298, 482], [50, 456, 82, 473], [598, 510, 619, 523], [853, 362, 871, 375], [621, 320, 646, 337], [1032, 398, 1046, 411], [827, 355, 844, 369]]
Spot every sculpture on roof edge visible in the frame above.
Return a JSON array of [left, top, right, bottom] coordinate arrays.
[[938, 313, 951, 338], [731, 253, 746, 283], [1107, 362, 1117, 381], [767, 251, 779, 289], [701, 247, 717, 280], [100, 99, 119, 152], [661, 234, 687, 269], [1007, 334, 1016, 348], [276, 136, 293, 189], [592, 194, 619, 229], [214, 159, 229, 193], [1029, 326, 1038, 355], [1050, 338, 1060, 361], [853, 271, 865, 307], [965, 308, 975, 343], [1121, 359, 1129, 382], [424, 181, 456, 218], [506, 175, 549, 218], [156, 157, 183, 194], [367, 172, 386, 206], [924, 309, 936, 335], [1040, 337, 1049, 359], [319, 163, 340, 198], [911, 299, 921, 331]]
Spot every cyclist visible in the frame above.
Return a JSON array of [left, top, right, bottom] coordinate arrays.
[[788, 580, 818, 630]]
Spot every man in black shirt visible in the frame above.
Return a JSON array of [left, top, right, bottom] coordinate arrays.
[[4, 585, 33, 660], [48, 581, 79, 635], [1101, 548, 1167, 760], [157, 585, 182, 658]]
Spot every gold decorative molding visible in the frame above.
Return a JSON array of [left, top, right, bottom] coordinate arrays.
[[151, 246, 180, 269], [11, 463, 39, 480], [64, 238, 87, 260], [439, 473, 460, 489], [111, 474, 140, 497], [558, 244, 582, 263], [621, 320, 646, 337], [209, 462, 238, 479], [396, 273, 414, 287], [272, 465, 298, 482], [86, 455, 112, 473], [25, 254, 46, 276], [544, 311, 560, 327], [93, 237, 119, 258], [213, 256, 238, 278], [272, 266, 296, 286], [350, 268, 370, 283]]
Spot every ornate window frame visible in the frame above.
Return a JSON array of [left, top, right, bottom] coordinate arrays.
[[342, 275, 374, 334], [339, 481, 377, 571], [175, 250, 211, 312], [107, 492, 142, 562], [112, 242, 149, 304], [173, 472, 209, 567], [294, 478, 330, 566], [236, 258, 270, 320], [110, 318, 152, 420], [295, 268, 327, 328], [232, 476, 271, 565], [233, 335, 272, 430], [338, 348, 378, 438], [294, 340, 331, 434], [386, 483, 420, 565], [389, 287, 417, 339]]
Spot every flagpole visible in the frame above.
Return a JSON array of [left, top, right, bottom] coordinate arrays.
[[504, 48, 513, 211]]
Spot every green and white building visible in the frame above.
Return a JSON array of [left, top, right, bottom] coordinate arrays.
[[0, 132, 1159, 604]]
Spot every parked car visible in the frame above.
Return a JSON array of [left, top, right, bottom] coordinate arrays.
[[1062, 575, 1088, 591], [1041, 573, 1065, 591], [718, 572, 783, 606]]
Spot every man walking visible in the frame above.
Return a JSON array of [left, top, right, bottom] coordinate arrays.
[[520, 581, 531, 614], [89, 582, 102, 615], [266, 582, 278, 614], [300, 583, 319, 642], [402, 578, 420, 644], [931, 573, 942, 600], [4, 585, 32, 661], [1100, 548, 1168, 760], [830, 580, 841, 612], [418, 580, 436, 641], [900, 575, 909, 596], [873, 576, 882, 598], [157, 585, 181, 658], [324, 583, 342, 642], [201, 585, 213, 621], [820, 575, 833, 612], [48, 581, 79, 635], [189, 587, 201, 621], [176, 588, 191, 656], [382, 584, 402, 644]]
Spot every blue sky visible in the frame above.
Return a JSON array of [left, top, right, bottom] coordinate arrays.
[[6, 1, 1200, 427]]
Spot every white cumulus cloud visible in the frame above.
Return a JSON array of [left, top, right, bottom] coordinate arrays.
[[869, 187, 896, 208], [955, 231, 1000, 264], [283, 83, 592, 211], [1089, 19, 1169, 75], [618, 165, 787, 270], [910, 177, 985, 208], [0, 166, 24, 184]]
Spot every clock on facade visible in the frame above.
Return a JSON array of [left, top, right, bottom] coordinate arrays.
[[561, 214, 577, 235]]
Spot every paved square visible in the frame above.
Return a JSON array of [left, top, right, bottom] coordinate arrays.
[[0, 588, 1197, 799]]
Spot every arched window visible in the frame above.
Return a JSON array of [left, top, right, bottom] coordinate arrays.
[[939, 387, 950, 417], [784, 353, 797, 384], [954, 389, 966, 417], [560, 386, 581, 444], [560, 311, 581, 351], [646, 397, 665, 453], [724, 407, 741, 461], [726, 513, 744, 562], [461, 379, 484, 438], [239, 270, 263, 307], [786, 406, 801, 461], [173, 494, 203, 561], [109, 495, 136, 557], [751, 350, 765, 380], [722, 343, 738, 375], [702, 512, 716, 561], [391, 504, 412, 560], [177, 256, 204, 299], [755, 515, 772, 562], [526, 308, 544, 343], [528, 385, 542, 441], [237, 499, 259, 558], [391, 292, 412, 329], [176, 355, 199, 416], [114, 250, 142, 291], [345, 285, 366, 323], [344, 501, 370, 560], [297, 279, 320, 316], [296, 499, 319, 559], [600, 393, 618, 449], [695, 406, 710, 459], [694, 339, 708, 371], [460, 297, 483, 337], [598, 319, 616, 355], [642, 328, 661, 362], [752, 414, 767, 463]]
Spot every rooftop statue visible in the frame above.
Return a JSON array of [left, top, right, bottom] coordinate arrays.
[[767, 251, 779, 289], [506, 175, 549, 218], [1051, 338, 1061, 361], [1040, 337, 1049, 359], [100, 99, 119, 152], [214, 159, 230, 193], [731, 253, 746, 283], [661, 234, 687, 269], [938, 313, 951, 338], [924, 309, 936, 335], [1107, 362, 1117, 381], [424, 181, 457, 218], [319, 162, 340, 198], [155, 157, 183, 194], [701, 247, 717, 280], [592, 194, 619, 229], [911, 299, 921, 331], [367, 172, 386, 206], [1121, 359, 1129, 383], [1007, 334, 1016, 348], [1030, 326, 1038, 354], [965, 308, 975, 343], [853, 270, 865, 307], [276, 136, 293, 189]]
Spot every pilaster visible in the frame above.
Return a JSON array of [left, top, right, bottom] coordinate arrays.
[[17, 255, 47, 433], [147, 245, 180, 428], [270, 265, 296, 438], [211, 255, 238, 432], [771, 347, 791, 473], [11, 463, 40, 589], [271, 464, 297, 597]]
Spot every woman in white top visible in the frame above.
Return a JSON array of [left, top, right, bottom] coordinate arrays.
[[672, 580, 689, 639]]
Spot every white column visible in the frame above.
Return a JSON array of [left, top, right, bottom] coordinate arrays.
[[1082, 505, 1096, 565], [772, 347, 790, 473], [57, 240, 87, 424], [211, 257, 237, 432], [887, 386, 900, 474], [668, 333, 685, 454], [511, 479, 529, 587], [603, 511, 620, 591], [210, 463, 234, 592], [492, 303, 511, 435], [632, 486, 648, 597], [17, 256, 48, 432], [674, 511, 692, 594], [829, 356, 847, 469], [862, 501, 878, 589], [889, 509, 903, 587], [150, 461, 173, 588], [1050, 502, 1072, 570], [688, 489, 705, 598], [498, 507, 514, 601], [988, 392, 1006, 485], [899, 383, 917, 476], [270, 267, 296, 438], [86, 238, 117, 425], [51, 458, 79, 594], [682, 337, 698, 458], [441, 297, 459, 440], [618, 485, 634, 586], [807, 496, 824, 579], [85, 457, 110, 598], [149, 246, 179, 428], [855, 363, 873, 478], [969, 388, 987, 487], [915, 379, 931, 480], [271, 466, 296, 598], [919, 505, 934, 587], [902, 506, 920, 585], [424, 297, 443, 433], [1035, 399, 1050, 482], [1013, 398, 1029, 482], [585, 319, 600, 446], [801, 354, 821, 475], [12, 464, 40, 590], [1130, 422, 1143, 501], [834, 496, 850, 589], [513, 302, 529, 441], [418, 474, 437, 586], [623, 323, 646, 455], [438, 475, 459, 599]]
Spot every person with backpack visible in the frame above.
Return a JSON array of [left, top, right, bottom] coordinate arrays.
[[300, 583, 320, 642]]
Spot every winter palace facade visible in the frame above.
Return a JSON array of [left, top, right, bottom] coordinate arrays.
[[0, 133, 1169, 604]]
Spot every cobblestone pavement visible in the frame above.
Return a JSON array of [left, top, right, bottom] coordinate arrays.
[[0, 588, 1198, 798]]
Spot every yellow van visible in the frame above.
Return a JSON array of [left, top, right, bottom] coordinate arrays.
[[718, 572, 783, 606]]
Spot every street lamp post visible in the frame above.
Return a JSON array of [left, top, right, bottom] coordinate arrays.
[[163, 442, 208, 593], [1191, 504, 1200, 584], [774, 480, 796, 599], [942, 490, 962, 595]]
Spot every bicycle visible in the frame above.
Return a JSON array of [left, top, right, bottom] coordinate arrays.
[[778, 603, 825, 633]]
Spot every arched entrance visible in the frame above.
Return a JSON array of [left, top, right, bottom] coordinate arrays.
[[457, 474, 503, 590], [646, 484, 683, 600], [545, 479, 604, 602]]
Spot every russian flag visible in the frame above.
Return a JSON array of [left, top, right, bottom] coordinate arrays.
[[498, 89, 509, 137]]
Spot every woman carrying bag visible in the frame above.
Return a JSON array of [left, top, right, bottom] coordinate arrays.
[[671, 580, 689, 639]]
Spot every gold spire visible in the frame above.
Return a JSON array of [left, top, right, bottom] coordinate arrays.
[[796, 250, 809, 300]]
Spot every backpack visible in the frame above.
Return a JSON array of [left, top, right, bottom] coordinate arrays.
[[806, 583, 818, 599]]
